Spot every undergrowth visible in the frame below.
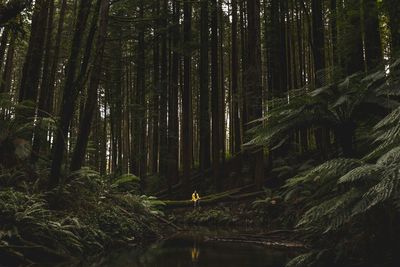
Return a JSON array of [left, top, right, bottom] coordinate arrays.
[[0, 168, 164, 266]]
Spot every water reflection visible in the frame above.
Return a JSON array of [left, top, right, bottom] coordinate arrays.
[[191, 242, 200, 263], [88, 229, 295, 267]]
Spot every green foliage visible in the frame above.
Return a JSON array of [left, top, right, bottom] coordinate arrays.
[[0, 166, 162, 265], [111, 173, 141, 194], [184, 207, 240, 225], [246, 64, 400, 155], [262, 66, 400, 266], [365, 106, 400, 160], [282, 117, 400, 266]]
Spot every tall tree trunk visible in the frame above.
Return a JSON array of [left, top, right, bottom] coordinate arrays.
[[363, 0, 382, 70], [330, 0, 338, 66], [246, 0, 264, 188], [218, 0, 225, 165], [47, 0, 67, 115], [199, 0, 211, 171], [0, 33, 15, 94], [341, 0, 364, 75], [152, 0, 161, 174], [0, 28, 9, 72], [31, 0, 55, 161], [312, 0, 328, 157], [159, 0, 169, 181], [240, 0, 248, 133], [49, 0, 92, 187], [231, 0, 241, 154], [167, 0, 180, 188], [182, 0, 193, 186], [70, 0, 109, 171], [133, 1, 146, 177], [211, 0, 221, 191], [312, 0, 325, 86], [18, 0, 49, 104], [267, 0, 286, 98]]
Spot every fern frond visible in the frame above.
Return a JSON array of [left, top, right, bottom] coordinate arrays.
[[297, 189, 361, 230], [376, 146, 400, 166], [286, 251, 318, 267], [364, 106, 400, 160], [285, 158, 361, 188], [352, 169, 400, 216], [337, 164, 383, 184]]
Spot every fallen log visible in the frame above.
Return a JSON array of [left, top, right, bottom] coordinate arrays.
[[163, 189, 265, 208]]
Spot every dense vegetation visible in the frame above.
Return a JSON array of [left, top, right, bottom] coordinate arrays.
[[1, 0, 400, 266]]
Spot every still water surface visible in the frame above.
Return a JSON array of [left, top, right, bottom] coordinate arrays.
[[90, 229, 294, 267]]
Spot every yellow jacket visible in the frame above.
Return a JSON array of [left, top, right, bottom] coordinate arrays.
[[191, 192, 200, 201]]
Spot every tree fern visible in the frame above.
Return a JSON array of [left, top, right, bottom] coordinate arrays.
[[286, 251, 319, 267], [365, 106, 400, 160], [352, 169, 400, 217], [337, 164, 383, 184], [297, 189, 361, 231], [284, 158, 361, 188], [376, 146, 400, 166]]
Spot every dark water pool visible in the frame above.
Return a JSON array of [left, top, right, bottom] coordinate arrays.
[[89, 230, 295, 267]]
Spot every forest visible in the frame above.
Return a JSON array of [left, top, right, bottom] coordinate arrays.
[[1, 0, 400, 266]]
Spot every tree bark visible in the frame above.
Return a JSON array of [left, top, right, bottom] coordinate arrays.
[[199, 0, 211, 171], [70, 0, 109, 171], [182, 0, 193, 185], [0, 28, 9, 72], [363, 0, 382, 71], [0, 33, 15, 94], [211, 0, 221, 191], [159, 0, 169, 180], [151, 0, 161, 174], [19, 0, 49, 105], [231, 0, 241, 154], [167, 0, 180, 189], [49, 0, 92, 187], [341, 0, 364, 75], [246, 0, 264, 189], [31, 0, 55, 161]]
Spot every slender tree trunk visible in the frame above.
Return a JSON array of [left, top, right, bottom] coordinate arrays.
[[199, 0, 211, 171], [49, 0, 92, 187], [231, 0, 241, 154], [70, 0, 109, 171], [0, 28, 9, 72], [133, 0, 146, 177], [159, 0, 169, 181], [47, 0, 67, 115], [311, 0, 325, 86], [182, 0, 193, 186], [31, 0, 55, 161], [19, 0, 49, 104], [246, 0, 264, 188], [152, 0, 161, 173], [218, 0, 225, 165], [167, 0, 180, 188], [363, 0, 382, 71], [211, 0, 221, 191], [0, 33, 15, 94], [330, 0, 338, 66], [342, 0, 364, 75]]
